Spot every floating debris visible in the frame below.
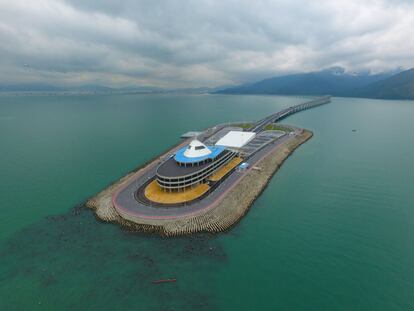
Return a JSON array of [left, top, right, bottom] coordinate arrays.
[[152, 278, 177, 284]]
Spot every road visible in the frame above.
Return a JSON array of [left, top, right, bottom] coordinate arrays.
[[113, 96, 330, 220], [250, 95, 331, 132], [113, 129, 299, 219]]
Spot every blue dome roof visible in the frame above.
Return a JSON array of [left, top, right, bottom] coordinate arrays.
[[174, 144, 225, 164]]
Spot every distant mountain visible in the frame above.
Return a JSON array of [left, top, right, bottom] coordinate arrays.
[[3, 68, 413, 99], [353, 68, 414, 100], [0, 83, 221, 94], [0, 83, 66, 92], [214, 67, 398, 97], [162, 86, 231, 94], [0, 83, 163, 94]]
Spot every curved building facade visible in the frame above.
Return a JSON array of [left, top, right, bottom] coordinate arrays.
[[156, 140, 236, 190]]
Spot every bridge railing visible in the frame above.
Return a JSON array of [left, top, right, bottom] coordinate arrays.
[[251, 96, 331, 131]]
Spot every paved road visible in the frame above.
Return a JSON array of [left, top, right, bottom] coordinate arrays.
[[113, 96, 330, 220], [250, 96, 331, 132], [113, 129, 300, 219]]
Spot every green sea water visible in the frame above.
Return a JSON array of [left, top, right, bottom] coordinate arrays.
[[0, 94, 413, 310]]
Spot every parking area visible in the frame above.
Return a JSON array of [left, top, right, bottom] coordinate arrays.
[[239, 130, 286, 156]]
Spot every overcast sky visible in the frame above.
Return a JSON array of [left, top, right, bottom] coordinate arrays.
[[0, 0, 413, 88]]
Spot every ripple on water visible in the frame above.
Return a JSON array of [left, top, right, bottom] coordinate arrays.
[[0, 205, 228, 311]]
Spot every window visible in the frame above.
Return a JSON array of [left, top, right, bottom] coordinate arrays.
[[195, 146, 205, 150]]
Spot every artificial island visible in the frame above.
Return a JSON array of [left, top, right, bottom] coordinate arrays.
[[86, 96, 331, 236]]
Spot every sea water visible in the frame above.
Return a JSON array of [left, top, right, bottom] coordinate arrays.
[[0, 94, 413, 310]]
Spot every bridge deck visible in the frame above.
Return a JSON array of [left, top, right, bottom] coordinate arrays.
[[250, 95, 331, 132]]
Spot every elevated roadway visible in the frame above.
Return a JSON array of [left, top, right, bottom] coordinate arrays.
[[112, 96, 331, 219], [250, 95, 331, 132]]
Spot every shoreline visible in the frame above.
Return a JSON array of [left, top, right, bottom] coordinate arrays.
[[86, 129, 313, 236]]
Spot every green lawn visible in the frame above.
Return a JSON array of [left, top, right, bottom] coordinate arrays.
[[264, 123, 289, 132], [234, 123, 253, 129]]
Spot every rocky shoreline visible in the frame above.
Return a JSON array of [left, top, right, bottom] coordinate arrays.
[[86, 129, 313, 236]]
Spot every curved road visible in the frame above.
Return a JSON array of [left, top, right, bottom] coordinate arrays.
[[113, 130, 297, 219], [113, 97, 330, 220]]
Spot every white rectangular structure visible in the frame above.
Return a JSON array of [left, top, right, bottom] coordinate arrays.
[[215, 131, 256, 148]]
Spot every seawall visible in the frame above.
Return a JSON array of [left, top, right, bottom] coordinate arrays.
[[86, 129, 313, 236]]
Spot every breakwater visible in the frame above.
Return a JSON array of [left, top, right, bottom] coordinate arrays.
[[86, 129, 312, 236], [86, 96, 330, 236]]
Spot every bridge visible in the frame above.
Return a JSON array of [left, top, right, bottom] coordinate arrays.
[[250, 95, 331, 132], [110, 95, 330, 221]]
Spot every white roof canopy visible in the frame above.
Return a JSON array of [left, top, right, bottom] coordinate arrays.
[[215, 131, 256, 148], [183, 140, 212, 158]]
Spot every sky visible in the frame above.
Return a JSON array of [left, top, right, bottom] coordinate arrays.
[[0, 0, 413, 88]]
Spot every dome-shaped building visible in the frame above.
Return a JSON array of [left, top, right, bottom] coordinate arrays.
[[156, 139, 236, 191], [183, 140, 212, 158]]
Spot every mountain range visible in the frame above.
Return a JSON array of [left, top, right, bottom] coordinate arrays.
[[353, 68, 414, 99], [0, 83, 164, 94], [215, 67, 414, 100], [0, 83, 229, 95], [2, 67, 414, 100]]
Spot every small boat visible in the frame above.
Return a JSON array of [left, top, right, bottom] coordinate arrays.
[[152, 278, 177, 284]]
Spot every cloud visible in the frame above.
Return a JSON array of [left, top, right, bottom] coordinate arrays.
[[0, 0, 413, 87]]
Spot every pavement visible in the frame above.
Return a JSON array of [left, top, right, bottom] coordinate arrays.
[[112, 129, 300, 220], [112, 96, 330, 221]]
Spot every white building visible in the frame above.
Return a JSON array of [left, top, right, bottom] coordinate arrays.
[[215, 131, 256, 149]]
